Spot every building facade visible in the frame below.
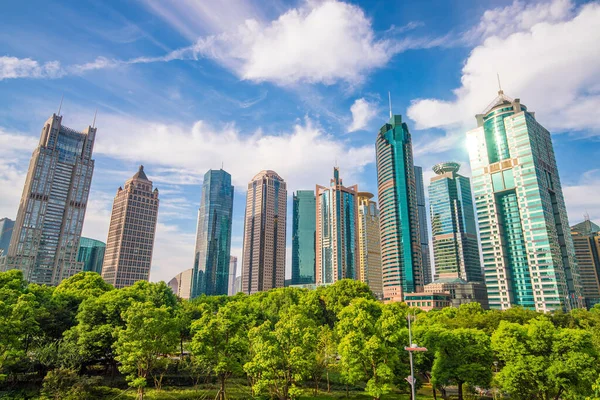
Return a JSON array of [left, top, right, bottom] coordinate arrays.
[[414, 166, 432, 285], [429, 162, 483, 282], [467, 90, 582, 311], [191, 169, 234, 297], [77, 237, 106, 274], [168, 268, 193, 299], [357, 192, 383, 298], [316, 167, 359, 284], [228, 256, 238, 296], [3, 114, 95, 285], [291, 190, 316, 285], [241, 170, 287, 294], [424, 277, 489, 309], [0, 218, 15, 257], [101, 166, 159, 289], [376, 115, 423, 302], [571, 219, 600, 308]]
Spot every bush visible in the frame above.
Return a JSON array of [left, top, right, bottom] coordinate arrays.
[[41, 368, 103, 400]]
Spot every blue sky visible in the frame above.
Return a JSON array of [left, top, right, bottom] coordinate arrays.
[[1, 0, 599, 283]]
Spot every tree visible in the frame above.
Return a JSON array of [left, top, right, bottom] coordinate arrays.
[[313, 325, 337, 393], [113, 301, 179, 400]]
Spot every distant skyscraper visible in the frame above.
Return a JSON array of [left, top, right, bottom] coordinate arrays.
[[228, 256, 238, 296], [101, 166, 159, 289], [292, 190, 316, 285], [241, 170, 287, 294], [414, 166, 432, 285], [429, 162, 483, 282], [357, 192, 383, 298], [571, 219, 600, 308], [191, 169, 234, 297], [3, 114, 95, 285], [376, 115, 423, 302], [77, 237, 106, 274], [0, 218, 14, 257], [467, 89, 582, 311], [316, 167, 359, 284], [168, 268, 193, 299]]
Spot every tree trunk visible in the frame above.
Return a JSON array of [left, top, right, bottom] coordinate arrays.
[[440, 387, 448, 400], [432, 385, 437, 400], [180, 337, 184, 358], [219, 375, 226, 400], [458, 381, 463, 400], [137, 386, 144, 400], [346, 384, 349, 398], [327, 370, 330, 392]]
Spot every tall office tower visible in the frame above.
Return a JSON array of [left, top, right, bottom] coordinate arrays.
[[3, 114, 95, 285], [414, 166, 432, 285], [357, 192, 383, 298], [191, 169, 234, 297], [467, 89, 582, 311], [291, 190, 316, 285], [316, 167, 359, 284], [77, 237, 106, 274], [429, 162, 483, 282], [101, 166, 159, 289], [376, 115, 423, 302], [571, 219, 600, 308], [168, 268, 193, 299], [228, 256, 238, 296], [241, 170, 287, 294], [0, 218, 15, 257]]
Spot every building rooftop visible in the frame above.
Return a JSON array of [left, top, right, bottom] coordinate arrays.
[[572, 219, 600, 236], [251, 170, 284, 182], [432, 162, 461, 175], [132, 165, 149, 181]]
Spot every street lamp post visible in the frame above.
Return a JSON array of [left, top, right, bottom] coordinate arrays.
[[405, 311, 427, 400], [493, 361, 499, 400]]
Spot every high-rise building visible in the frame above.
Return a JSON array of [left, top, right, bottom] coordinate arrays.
[[376, 115, 423, 302], [3, 114, 95, 285], [571, 219, 600, 308], [316, 167, 359, 284], [228, 256, 238, 296], [101, 166, 159, 289], [241, 170, 287, 294], [291, 190, 316, 285], [77, 237, 106, 274], [357, 192, 383, 298], [191, 169, 234, 297], [429, 162, 483, 282], [0, 218, 15, 257], [466, 89, 582, 311], [414, 166, 432, 285], [168, 268, 193, 299]]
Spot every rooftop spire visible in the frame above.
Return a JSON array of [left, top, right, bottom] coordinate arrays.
[[388, 91, 392, 118], [58, 94, 64, 116], [497, 73, 503, 95], [92, 109, 97, 128]]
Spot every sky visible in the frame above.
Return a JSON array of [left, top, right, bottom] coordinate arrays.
[[1, 0, 599, 283]]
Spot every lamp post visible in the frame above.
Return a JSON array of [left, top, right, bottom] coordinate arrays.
[[493, 361, 499, 400], [405, 311, 427, 400]]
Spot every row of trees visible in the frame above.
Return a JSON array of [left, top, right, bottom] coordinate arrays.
[[2, 270, 600, 400]]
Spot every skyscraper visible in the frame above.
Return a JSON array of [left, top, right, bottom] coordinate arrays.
[[414, 166, 432, 285], [0, 218, 14, 257], [191, 169, 234, 297], [291, 190, 316, 285], [571, 219, 600, 308], [3, 114, 95, 285], [228, 256, 238, 296], [376, 115, 423, 302], [466, 89, 582, 311], [168, 268, 193, 299], [316, 167, 359, 284], [77, 237, 106, 274], [429, 162, 483, 282], [241, 170, 287, 294], [101, 166, 159, 289], [357, 192, 383, 298]]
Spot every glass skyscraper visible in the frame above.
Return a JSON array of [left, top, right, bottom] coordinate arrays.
[[191, 169, 234, 297], [316, 167, 359, 284], [467, 89, 583, 311], [2, 114, 95, 285], [376, 115, 423, 302], [429, 162, 483, 282], [414, 166, 432, 285], [0, 218, 14, 257], [357, 192, 383, 298], [77, 237, 106, 274], [571, 219, 600, 308], [292, 190, 316, 285]]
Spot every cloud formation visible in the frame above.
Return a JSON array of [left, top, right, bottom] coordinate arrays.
[[0, 56, 64, 80], [348, 98, 378, 132]]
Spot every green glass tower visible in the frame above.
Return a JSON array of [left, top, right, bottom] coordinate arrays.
[[77, 237, 106, 274], [467, 89, 582, 311], [429, 162, 483, 282], [292, 190, 316, 285], [376, 115, 423, 302]]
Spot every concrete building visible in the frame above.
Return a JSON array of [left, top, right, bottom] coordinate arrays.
[[316, 167, 359, 284], [3, 114, 95, 285], [467, 89, 582, 311], [241, 170, 287, 294], [77, 237, 106, 274], [404, 292, 451, 311], [424, 276, 489, 309], [357, 192, 383, 298], [414, 166, 432, 285], [291, 190, 316, 285], [571, 219, 600, 308], [376, 115, 423, 302], [168, 268, 193, 299], [228, 256, 238, 296], [0, 218, 14, 257], [101, 166, 159, 289], [191, 169, 234, 297]]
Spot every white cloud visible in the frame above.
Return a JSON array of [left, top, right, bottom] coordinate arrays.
[[563, 169, 600, 225], [0, 56, 64, 80], [348, 98, 378, 132], [407, 0, 600, 137]]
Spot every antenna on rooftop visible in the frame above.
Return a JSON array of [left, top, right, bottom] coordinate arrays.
[[58, 94, 64, 116], [388, 91, 393, 119], [92, 109, 97, 128]]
